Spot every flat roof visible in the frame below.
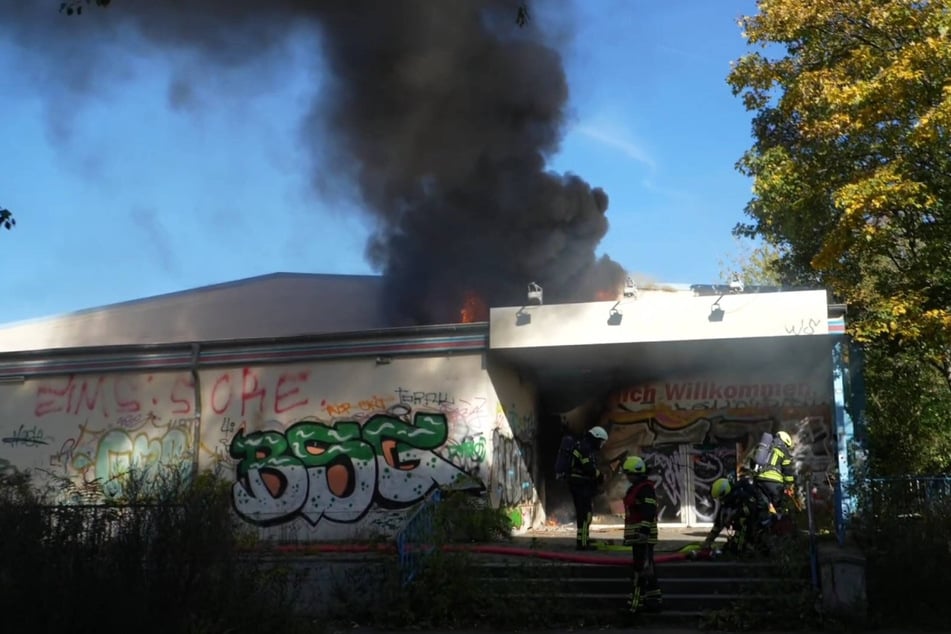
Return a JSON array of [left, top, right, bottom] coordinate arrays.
[[0, 273, 391, 353]]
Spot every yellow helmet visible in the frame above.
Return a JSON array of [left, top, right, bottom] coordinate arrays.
[[777, 431, 794, 448], [622, 455, 647, 475], [711, 477, 732, 500]]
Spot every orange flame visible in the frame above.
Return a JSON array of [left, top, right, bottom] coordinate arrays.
[[459, 290, 488, 323]]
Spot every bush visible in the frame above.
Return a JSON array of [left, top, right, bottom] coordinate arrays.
[[851, 480, 951, 629], [434, 489, 514, 543], [0, 467, 308, 634], [347, 489, 556, 629], [702, 528, 823, 631]]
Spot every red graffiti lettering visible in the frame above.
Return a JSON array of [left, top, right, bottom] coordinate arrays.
[[114, 376, 141, 414], [275, 371, 309, 414], [211, 374, 232, 415], [35, 377, 74, 417], [72, 377, 106, 416], [241, 368, 266, 416], [170, 376, 194, 415]]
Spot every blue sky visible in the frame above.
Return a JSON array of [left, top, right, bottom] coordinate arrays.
[[0, 0, 758, 324]]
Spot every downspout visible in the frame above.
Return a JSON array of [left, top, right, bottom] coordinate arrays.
[[190, 343, 202, 479], [832, 338, 855, 544]]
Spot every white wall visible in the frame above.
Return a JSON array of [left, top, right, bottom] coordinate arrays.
[[0, 371, 196, 499], [490, 289, 831, 348], [0, 351, 540, 541]]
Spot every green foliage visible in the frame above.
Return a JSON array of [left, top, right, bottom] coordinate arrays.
[[59, 0, 111, 16], [0, 466, 307, 634], [516, 3, 530, 27], [718, 236, 784, 286], [728, 0, 951, 367], [345, 490, 562, 630], [863, 343, 951, 474], [362, 548, 569, 630], [0, 207, 14, 231], [433, 489, 514, 543], [851, 480, 951, 629], [702, 533, 822, 631], [729, 0, 951, 478]]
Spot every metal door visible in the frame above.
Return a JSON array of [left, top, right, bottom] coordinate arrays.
[[642, 444, 688, 526], [686, 444, 738, 526]]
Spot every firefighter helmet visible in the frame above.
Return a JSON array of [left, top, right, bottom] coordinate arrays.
[[622, 455, 647, 475], [777, 430, 794, 448], [588, 426, 608, 443], [711, 477, 732, 500]]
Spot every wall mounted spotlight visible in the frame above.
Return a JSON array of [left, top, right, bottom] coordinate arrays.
[[729, 274, 745, 294], [527, 282, 543, 305], [516, 308, 532, 326], [607, 303, 623, 326], [623, 276, 638, 299], [375, 356, 392, 365], [708, 299, 725, 322]]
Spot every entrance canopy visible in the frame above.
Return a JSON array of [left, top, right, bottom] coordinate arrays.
[[488, 289, 838, 408]]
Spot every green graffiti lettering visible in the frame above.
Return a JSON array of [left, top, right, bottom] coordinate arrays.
[[285, 420, 375, 466], [96, 429, 133, 497], [447, 436, 486, 463], [229, 429, 300, 477], [361, 412, 449, 471]]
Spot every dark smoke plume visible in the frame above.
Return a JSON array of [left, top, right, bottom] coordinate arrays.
[[5, 1, 626, 324]]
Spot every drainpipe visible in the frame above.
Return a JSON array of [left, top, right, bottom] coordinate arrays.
[[832, 338, 856, 545], [806, 478, 820, 590], [190, 343, 202, 479]]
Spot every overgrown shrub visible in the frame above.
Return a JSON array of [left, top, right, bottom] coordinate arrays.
[[0, 467, 308, 634], [851, 480, 951, 629], [702, 529, 823, 631], [348, 489, 564, 629], [433, 489, 514, 543]]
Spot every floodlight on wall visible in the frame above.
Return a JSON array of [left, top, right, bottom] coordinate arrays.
[[729, 274, 745, 294], [623, 276, 638, 299], [708, 299, 725, 322], [527, 282, 543, 305], [607, 302, 623, 326], [516, 308, 531, 326], [375, 356, 392, 365]]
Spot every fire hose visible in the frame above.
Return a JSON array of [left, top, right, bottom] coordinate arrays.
[[269, 542, 715, 565]]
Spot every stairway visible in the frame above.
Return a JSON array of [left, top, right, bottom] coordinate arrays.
[[474, 556, 786, 628]]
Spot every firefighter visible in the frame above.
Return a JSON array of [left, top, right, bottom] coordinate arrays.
[[621, 455, 661, 614], [754, 430, 797, 514], [568, 425, 608, 550], [702, 476, 767, 553]]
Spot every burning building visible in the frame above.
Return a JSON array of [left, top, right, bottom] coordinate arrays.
[[0, 275, 856, 538], [0, 3, 861, 538]]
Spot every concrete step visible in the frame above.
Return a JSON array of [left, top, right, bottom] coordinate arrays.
[[473, 558, 783, 580], [472, 556, 790, 620]]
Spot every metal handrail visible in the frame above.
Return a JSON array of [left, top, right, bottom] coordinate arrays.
[[394, 487, 443, 584]]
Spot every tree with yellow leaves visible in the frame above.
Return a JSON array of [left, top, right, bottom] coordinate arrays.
[[730, 1, 951, 473], [730, 0, 951, 388]]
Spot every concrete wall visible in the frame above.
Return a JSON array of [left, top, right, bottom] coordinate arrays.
[[0, 351, 540, 541]]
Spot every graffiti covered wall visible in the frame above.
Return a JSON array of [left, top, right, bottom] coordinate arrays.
[[0, 372, 197, 501], [600, 369, 834, 524], [0, 352, 539, 540]]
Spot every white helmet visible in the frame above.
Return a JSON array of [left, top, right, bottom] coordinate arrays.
[[588, 426, 608, 442]]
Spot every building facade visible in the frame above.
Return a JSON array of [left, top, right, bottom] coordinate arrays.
[[0, 274, 850, 540]]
